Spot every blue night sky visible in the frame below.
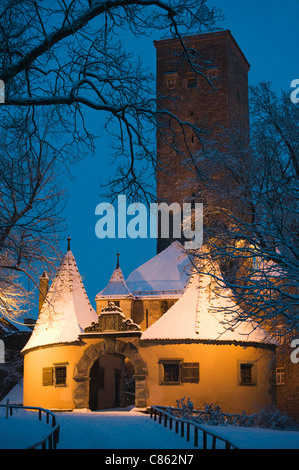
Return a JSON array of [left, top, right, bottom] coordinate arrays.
[[56, 0, 298, 312]]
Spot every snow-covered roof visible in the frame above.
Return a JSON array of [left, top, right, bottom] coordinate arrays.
[[126, 241, 191, 298], [22, 250, 98, 353], [141, 262, 277, 345], [96, 266, 133, 299]]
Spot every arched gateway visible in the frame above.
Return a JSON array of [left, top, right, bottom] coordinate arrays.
[[73, 303, 148, 410]]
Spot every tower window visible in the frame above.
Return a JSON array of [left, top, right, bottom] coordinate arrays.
[[160, 300, 168, 315], [187, 78, 197, 89], [276, 367, 285, 385], [166, 78, 176, 89]]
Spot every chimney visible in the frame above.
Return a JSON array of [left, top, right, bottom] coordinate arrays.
[[39, 271, 49, 314]]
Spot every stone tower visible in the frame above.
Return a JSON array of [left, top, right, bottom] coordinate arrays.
[[155, 30, 250, 252]]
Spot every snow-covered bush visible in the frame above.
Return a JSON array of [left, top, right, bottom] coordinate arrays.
[[174, 397, 194, 418], [171, 398, 298, 430], [252, 405, 297, 430]]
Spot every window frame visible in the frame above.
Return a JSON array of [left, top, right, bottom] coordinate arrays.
[[276, 366, 285, 385], [159, 359, 182, 385], [187, 78, 197, 89], [53, 363, 68, 387], [158, 360, 200, 385], [237, 361, 257, 386]]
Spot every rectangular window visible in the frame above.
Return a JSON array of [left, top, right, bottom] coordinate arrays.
[[166, 78, 176, 89], [159, 360, 200, 385], [159, 360, 181, 384], [160, 300, 168, 315], [181, 363, 199, 383], [54, 364, 68, 386], [276, 367, 285, 385], [164, 363, 179, 382], [238, 362, 256, 385], [240, 364, 253, 384], [43, 364, 68, 386], [187, 78, 197, 88]]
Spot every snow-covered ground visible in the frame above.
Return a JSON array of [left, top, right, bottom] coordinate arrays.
[[0, 406, 298, 449]]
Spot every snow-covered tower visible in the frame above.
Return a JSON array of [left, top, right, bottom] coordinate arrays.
[[22, 240, 98, 409], [95, 252, 134, 320]]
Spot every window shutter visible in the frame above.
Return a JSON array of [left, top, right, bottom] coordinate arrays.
[[42, 367, 53, 386], [181, 363, 199, 383]]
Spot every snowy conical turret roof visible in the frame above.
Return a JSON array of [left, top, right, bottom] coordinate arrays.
[[96, 253, 133, 299], [22, 247, 98, 353], [141, 260, 277, 345]]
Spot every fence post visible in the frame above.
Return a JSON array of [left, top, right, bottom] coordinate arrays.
[[194, 427, 198, 447], [5, 399, 9, 419], [203, 431, 207, 449]]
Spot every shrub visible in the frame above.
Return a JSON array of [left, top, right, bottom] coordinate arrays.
[[172, 398, 298, 430]]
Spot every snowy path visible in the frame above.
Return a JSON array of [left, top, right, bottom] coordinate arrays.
[[57, 409, 196, 449], [54, 409, 299, 450]]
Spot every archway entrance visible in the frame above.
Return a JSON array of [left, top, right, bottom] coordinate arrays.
[[73, 339, 148, 410], [88, 352, 125, 411]]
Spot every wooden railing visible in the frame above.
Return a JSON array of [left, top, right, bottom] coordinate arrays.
[[0, 401, 60, 449], [150, 406, 238, 449]]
